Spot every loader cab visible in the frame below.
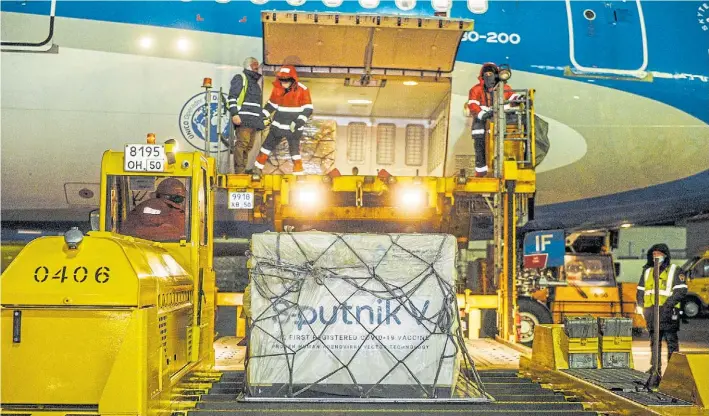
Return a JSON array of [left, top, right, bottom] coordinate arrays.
[[98, 144, 217, 364], [97, 144, 216, 272], [105, 175, 192, 243], [563, 253, 616, 286]]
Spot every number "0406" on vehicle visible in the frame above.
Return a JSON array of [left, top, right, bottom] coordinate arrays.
[[34, 266, 111, 284]]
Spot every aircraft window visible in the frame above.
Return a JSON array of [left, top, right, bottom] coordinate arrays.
[[431, 0, 451, 12], [564, 255, 615, 286], [395, 0, 416, 11], [250, 0, 268, 4], [322, 0, 343, 6], [347, 122, 367, 163], [359, 0, 380, 9], [584, 9, 596, 21], [286, 0, 306, 5], [377, 124, 396, 165], [467, 0, 488, 14], [405, 124, 424, 166], [106, 175, 191, 243]]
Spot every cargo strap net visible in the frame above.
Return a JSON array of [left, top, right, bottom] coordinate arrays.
[[243, 232, 487, 402], [263, 120, 336, 175]]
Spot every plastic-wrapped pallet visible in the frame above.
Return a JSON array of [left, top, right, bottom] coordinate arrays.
[[262, 120, 336, 175], [246, 232, 473, 399]]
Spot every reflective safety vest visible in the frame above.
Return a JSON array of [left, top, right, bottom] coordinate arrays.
[[236, 73, 248, 108], [642, 264, 680, 309]]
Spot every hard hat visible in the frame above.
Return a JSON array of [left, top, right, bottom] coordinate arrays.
[[156, 178, 186, 208], [276, 66, 294, 80], [481, 62, 499, 73], [157, 178, 186, 197]]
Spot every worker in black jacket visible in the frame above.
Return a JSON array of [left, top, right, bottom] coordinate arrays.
[[636, 243, 688, 373], [227, 57, 266, 174]]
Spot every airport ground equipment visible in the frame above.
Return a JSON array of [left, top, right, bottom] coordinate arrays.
[[523, 321, 709, 416], [1, 150, 218, 414], [515, 230, 645, 346], [1, 11, 546, 414], [0, 83, 531, 415], [680, 249, 709, 318]]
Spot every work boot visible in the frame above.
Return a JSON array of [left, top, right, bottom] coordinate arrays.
[[293, 159, 304, 175], [254, 152, 269, 170]]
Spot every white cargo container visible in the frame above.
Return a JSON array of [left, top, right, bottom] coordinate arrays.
[[246, 232, 464, 399]]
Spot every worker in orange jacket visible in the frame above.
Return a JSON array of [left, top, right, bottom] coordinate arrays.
[[254, 65, 314, 175], [464, 63, 523, 177], [121, 178, 187, 241]]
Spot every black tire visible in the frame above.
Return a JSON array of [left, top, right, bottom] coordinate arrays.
[[518, 297, 553, 347], [682, 297, 702, 319]]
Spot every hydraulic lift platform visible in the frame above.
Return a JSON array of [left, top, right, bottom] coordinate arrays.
[[168, 335, 709, 416], [170, 337, 600, 416]]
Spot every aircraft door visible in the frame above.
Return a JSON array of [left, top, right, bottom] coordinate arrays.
[[0, 0, 56, 52], [565, 0, 648, 77]]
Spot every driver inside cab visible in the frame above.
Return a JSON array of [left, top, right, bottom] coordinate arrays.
[[121, 178, 187, 241]]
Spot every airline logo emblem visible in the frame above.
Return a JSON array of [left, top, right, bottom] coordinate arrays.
[[179, 91, 230, 152]]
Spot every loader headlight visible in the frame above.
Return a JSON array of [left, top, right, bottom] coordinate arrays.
[[499, 64, 512, 81], [398, 188, 425, 210], [164, 138, 178, 165], [294, 185, 322, 209]]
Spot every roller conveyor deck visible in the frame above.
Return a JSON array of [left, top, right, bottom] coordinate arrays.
[[180, 370, 600, 416]]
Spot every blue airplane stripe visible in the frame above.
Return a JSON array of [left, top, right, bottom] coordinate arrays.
[[530, 168, 709, 231], [3, 0, 708, 124]]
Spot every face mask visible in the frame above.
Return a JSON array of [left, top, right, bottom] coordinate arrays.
[[483, 73, 496, 89], [654, 255, 665, 264]]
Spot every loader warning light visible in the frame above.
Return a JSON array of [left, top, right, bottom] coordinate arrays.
[[202, 77, 213, 88], [147, 133, 156, 144]]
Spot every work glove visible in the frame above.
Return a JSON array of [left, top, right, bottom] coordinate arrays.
[[263, 116, 271, 127], [477, 109, 491, 121], [509, 93, 526, 102], [291, 119, 305, 133], [463, 105, 471, 117]]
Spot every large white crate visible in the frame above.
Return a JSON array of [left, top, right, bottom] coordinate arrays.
[[246, 232, 462, 398]]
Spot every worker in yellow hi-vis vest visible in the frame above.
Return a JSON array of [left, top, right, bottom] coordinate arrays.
[[636, 243, 688, 373], [227, 57, 266, 174]]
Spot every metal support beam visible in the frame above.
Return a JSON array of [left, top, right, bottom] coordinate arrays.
[[501, 180, 518, 342]]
